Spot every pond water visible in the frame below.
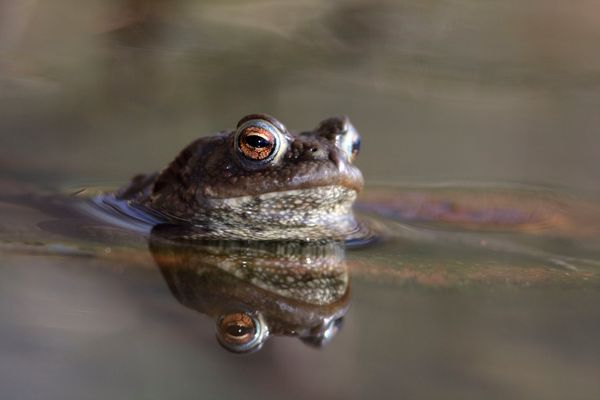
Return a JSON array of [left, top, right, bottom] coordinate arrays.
[[1, 1, 600, 399]]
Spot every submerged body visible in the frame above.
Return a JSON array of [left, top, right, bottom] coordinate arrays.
[[117, 114, 363, 240]]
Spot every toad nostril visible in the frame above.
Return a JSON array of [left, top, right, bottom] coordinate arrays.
[[303, 144, 327, 161]]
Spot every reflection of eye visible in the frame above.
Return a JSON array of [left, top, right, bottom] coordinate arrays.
[[301, 317, 345, 348], [336, 121, 361, 163], [216, 312, 267, 353], [234, 119, 287, 166], [221, 313, 256, 342]]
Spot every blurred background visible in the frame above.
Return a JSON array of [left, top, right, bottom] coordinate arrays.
[[1, 0, 599, 191], [2, 3, 600, 399]]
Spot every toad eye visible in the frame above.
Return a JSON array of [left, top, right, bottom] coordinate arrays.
[[238, 127, 275, 160], [350, 136, 361, 159], [336, 120, 361, 162], [234, 117, 287, 168], [216, 312, 268, 353]]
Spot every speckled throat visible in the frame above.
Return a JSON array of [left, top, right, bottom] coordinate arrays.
[[179, 185, 359, 240]]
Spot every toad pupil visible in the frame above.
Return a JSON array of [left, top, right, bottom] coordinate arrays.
[[245, 135, 271, 149], [227, 324, 253, 336]]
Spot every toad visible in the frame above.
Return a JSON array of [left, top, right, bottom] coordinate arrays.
[[117, 114, 363, 240]]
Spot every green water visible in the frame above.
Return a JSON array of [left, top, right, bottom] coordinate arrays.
[[1, 1, 600, 399]]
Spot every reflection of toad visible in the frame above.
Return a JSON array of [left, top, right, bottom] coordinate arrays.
[[116, 114, 363, 240], [149, 225, 351, 353]]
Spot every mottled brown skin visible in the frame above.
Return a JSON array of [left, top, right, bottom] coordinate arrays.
[[117, 114, 364, 240]]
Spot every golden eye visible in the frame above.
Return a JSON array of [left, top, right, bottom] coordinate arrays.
[[234, 117, 287, 168], [217, 313, 257, 346], [216, 312, 268, 353], [238, 126, 275, 161]]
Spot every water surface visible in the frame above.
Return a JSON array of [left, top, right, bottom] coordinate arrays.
[[1, 183, 599, 399]]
